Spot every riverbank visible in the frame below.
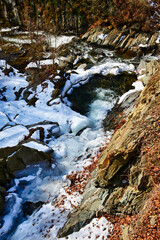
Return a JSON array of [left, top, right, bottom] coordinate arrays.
[[58, 53, 160, 239]]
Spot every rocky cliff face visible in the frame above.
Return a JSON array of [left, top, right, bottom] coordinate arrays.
[[82, 25, 160, 57], [58, 65, 160, 238]]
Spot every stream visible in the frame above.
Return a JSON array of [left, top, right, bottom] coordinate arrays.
[[0, 30, 140, 239]]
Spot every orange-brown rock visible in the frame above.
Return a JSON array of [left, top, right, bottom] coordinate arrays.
[[97, 68, 160, 187]]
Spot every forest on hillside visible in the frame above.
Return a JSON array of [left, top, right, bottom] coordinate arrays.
[[0, 0, 160, 34]]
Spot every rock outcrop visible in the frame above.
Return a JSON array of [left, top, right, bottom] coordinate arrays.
[[82, 26, 160, 57], [58, 65, 160, 238]]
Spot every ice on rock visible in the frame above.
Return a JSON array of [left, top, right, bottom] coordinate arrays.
[[70, 116, 94, 135], [0, 125, 29, 148]]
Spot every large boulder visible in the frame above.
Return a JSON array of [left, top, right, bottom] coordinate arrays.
[[6, 140, 53, 175], [58, 170, 105, 238], [0, 140, 54, 182]]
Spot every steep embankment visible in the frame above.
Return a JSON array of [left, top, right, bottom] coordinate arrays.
[[58, 64, 160, 238]]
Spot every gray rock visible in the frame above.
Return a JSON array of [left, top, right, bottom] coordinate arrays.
[[102, 29, 120, 46], [129, 165, 139, 186], [82, 26, 159, 56], [58, 170, 105, 238], [146, 60, 159, 76], [6, 151, 26, 175], [103, 187, 123, 213], [137, 60, 147, 73], [0, 161, 7, 186], [6, 141, 53, 175], [0, 146, 18, 160], [0, 140, 54, 180]]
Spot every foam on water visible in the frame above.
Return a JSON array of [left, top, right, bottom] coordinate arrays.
[[88, 88, 117, 123]]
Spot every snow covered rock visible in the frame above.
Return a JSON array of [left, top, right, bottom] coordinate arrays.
[[70, 116, 94, 135], [0, 112, 9, 130], [0, 125, 29, 148], [0, 139, 53, 178], [6, 141, 53, 175]]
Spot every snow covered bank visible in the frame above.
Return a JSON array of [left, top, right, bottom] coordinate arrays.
[[62, 62, 135, 97]]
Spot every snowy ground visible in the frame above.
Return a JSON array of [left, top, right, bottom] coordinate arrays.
[[0, 35, 143, 239]]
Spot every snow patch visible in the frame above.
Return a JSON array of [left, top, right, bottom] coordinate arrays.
[[59, 217, 113, 240], [118, 80, 144, 104], [70, 116, 94, 135], [48, 35, 75, 48], [26, 59, 54, 69], [0, 112, 9, 130], [22, 141, 52, 153], [98, 33, 108, 40], [0, 125, 29, 148]]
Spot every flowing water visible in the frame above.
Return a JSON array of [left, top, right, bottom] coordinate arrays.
[[0, 31, 138, 239]]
